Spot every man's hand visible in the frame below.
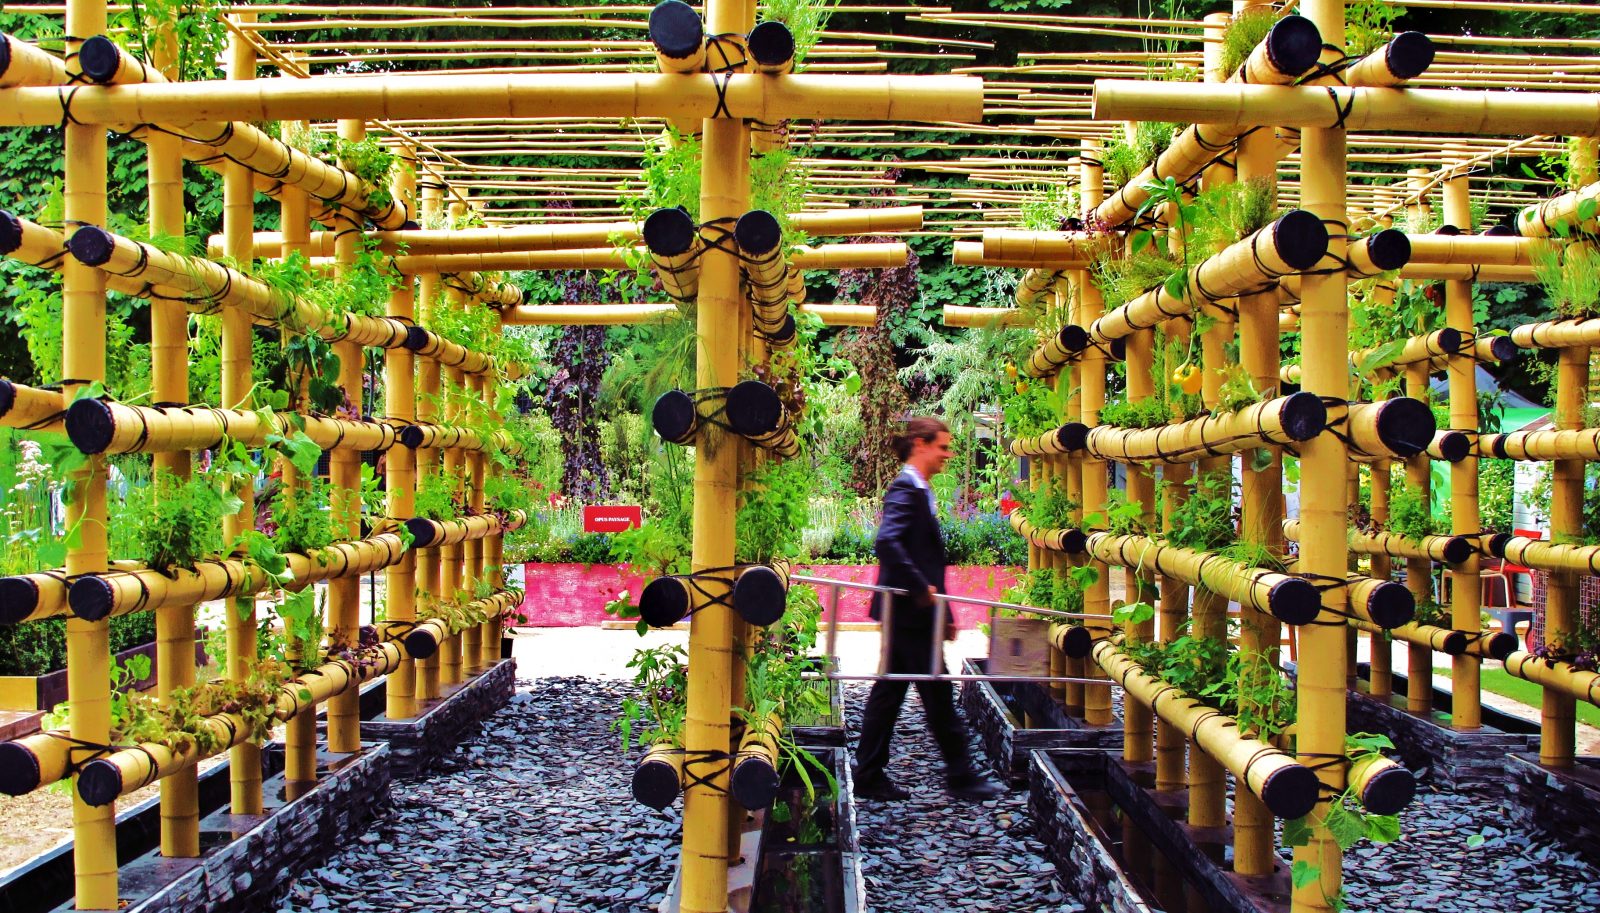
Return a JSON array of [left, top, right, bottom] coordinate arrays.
[[916, 585, 936, 608]]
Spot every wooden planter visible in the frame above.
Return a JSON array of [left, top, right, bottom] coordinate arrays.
[[0, 631, 207, 715], [959, 657, 1121, 784], [748, 747, 866, 913]]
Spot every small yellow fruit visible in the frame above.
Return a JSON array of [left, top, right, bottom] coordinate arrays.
[[1014, 381, 1029, 394], [1004, 363, 1018, 379], [1173, 363, 1203, 395]]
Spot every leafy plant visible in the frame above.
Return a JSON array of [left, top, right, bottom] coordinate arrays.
[[614, 643, 690, 749], [762, 0, 842, 63], [1283, 733, 1404, 909], [1532, 243, 1600, 319], [1219, 6, 1279, 77], [110, 0, 228, 82], [1099, 395, 1172, 430], [1216, 363, 1265, 414], [1346, 0, 1403, 57], [1386, 483, 1437, 542], [1164, 470, 1236, 553]]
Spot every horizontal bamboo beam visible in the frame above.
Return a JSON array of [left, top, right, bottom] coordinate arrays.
[[404, 511, 526, 550], [1009, 512, 1088, 555], [67, 534, 409, 620], [1086, 210, 1328, 345], [790, 206, 923, 235], [1478, 429, 1600, 462], [0, 33, 65, 88], [0, 379, 63, 432], [1396, 262, 1535, 282], [1049, 622, 1094, 659], [64, 400, 398, 456], [206, 222, 638, 259], [1352, 617, 1468, 656], [1332, 398, 1438, 460], [632, 742, 684, 810], [792, 242, 908, 270], [730, 713, 783, 811], [1503, 652, 1600, 707], [0, 73, 987, 127], [1092, 81, 1600, 138], [942, 305, 1030, 328], [1404, 233, 1550, 267], [803, 304, 876, 326], [1086, 532, 1319, 625], [1512, 316, 1600, 350], [396, 423, 519, 453], [1518, 181, 1600, 238], [1067, 392, 1328, 464], [402, 324, 496, 375], [1490, 534, 1600, 575], [499, 303, 678, 325], [1285, 519, 1474, 565], [0, 561, 147, 625], [980, 230, 1114, 266], [1095, 640, 1319, 819]]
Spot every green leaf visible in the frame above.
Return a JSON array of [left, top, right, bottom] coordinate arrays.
[[1163, 272, 1188, 301], [1365, 814, 1400, 844], [1291, 860, 1320, 890], [1326, 804, 1368, 851], [1466, 833, 1486, 849], [1283, 815, 1314, 847], [1578, 198, 1597, 223]]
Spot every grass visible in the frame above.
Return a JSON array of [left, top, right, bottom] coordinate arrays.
[[1436, 665, 1600, 728]]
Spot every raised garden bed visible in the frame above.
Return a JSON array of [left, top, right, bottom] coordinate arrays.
[[358, 658, 517, 777], [1505, 753, 1600, 871], [749, 747, 865, 913], [1343, 662, 1537, 793], [0, 632, 208, 715], [1030, 748, 1289, 913], [959, 657, 1122, 784]]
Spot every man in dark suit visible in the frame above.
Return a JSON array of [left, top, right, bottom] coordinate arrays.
[[852, 417, 1003, 801]]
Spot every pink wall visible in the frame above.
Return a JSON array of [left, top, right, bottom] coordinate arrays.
[[515, 563, 1023, 628]]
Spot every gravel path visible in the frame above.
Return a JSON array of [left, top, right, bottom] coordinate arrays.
[[1340, 786, 1600, 913], [275, 677, 679, 913], [842, 683, 1087, 913]]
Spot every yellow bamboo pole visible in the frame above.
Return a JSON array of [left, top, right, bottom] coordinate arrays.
[[1232, 89, 1283, 877], [1121, 198, 1157, 771], [220, 16, 263, 819], [385, 149, 420, 722], [1059, 276, 1084, 711], [1543, 341, 1587, 766], [1403, 172, 1436, 718], [415, 182, 444, 702], [1441, 176, 1482, 731], [60, 0, 117, 903], [681, 0, 748, 905], [461, 372, 487, 677], [325, 118, 366, 755], [1078, 142, 1114, 728], [1293, 3, 1348, 907]]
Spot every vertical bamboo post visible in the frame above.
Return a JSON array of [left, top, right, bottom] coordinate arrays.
[[1404, 171, 1435, 716], [1369, 459, 1394, 698], [1442, 174, 1482, 730], [463, 370, 487, 676], [324, 119, 367, 754], [1079, 141, 1114, 728], [279, 131, 319, 795], [681, 0, 750, 904], [415, 182, 445, 702], [220, 16, 263, 817], [1123, 336, 1156, 770], [1059, 275, 1084, 714], [1293, 4, 1351, 909], [1233, 114, 1282, 880], [144, 7, 199, 860], [62, 1, 116, 905], [385, 148, 420, 721]]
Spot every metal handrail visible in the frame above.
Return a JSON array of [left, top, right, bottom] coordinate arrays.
[[791, 571, 1121, 687]]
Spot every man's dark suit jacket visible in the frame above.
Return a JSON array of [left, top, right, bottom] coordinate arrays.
[[870, 469, 946, 627]]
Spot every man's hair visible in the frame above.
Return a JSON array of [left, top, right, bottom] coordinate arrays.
[[891, 416, 949, 461]]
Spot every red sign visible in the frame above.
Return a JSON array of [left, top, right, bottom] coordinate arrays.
[[583, 505, 643, 533]]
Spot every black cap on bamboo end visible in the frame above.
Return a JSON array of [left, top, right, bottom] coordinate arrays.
[[66, 225, 116, 267], [1488, 532, 1513, 559], [649, 0, 704, 60], [732, 565, 788, 627], [1361, 765, 1417, 816], [0, 211, 22, 256], [1487, 335, 1518, 362], [1059, 624, 1093, 659], [1279, 391, 1329, 442], [639, 577, 691, 628], [67, 575, 116, 622], [748, 21, 795, 71], [397, 425, 425, 449], [1375, 397, 1436, 458], [1271, 210, 1330, 271], [400, 220, 421, 231], [1436, 224, 1463, 236], [402, 324, 431, 352], [1057, 422, 1090, 452], [651, 390, 699, 444], [731, 756, 779, 811], [1267, 578, 1320, 627], [1440, 630, 1469, 655], [1486, 631, 1520, 661], [643, 207, 698, 257], [0, 741, 42, 797], [1058, 528, 1088, 554], [1384, 32, 1435, 81], [1436, 430, 1471, 463], [0, 575, 41, 626], [1441, 536, 1474, 565], [1058, 324, 1090, 353], [1109, 338, 1127, 362], [726, 380, 783, 437], [0, 378, 14, 420], [1480, 224, 1515, 237], [734, 210, 782, 257], [79, 36, 124, 84], [1435, 327, 1465, 353], [1364, 229, 1412, 272], [0, 34, 11, 79], [405, 518, 440, 549], [760, 313, 797, 346], [64, 397, 116, 455], [1261, 764, 1320, 820], [76, 759, 123, 807], [632, 758, 681, 810], [404, 626, 440, 661], [1365, 581, 1416, 629], [1263, 15, 1323, 77]]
